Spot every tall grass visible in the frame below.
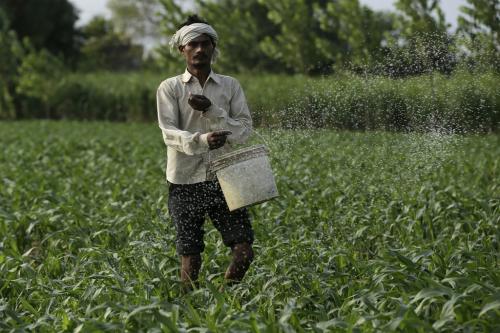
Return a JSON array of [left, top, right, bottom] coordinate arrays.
[[6, 70, 499, 132], [239, 71, 499, 132]]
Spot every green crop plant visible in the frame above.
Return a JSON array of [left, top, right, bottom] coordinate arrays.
[[0, 121, 498, 332]]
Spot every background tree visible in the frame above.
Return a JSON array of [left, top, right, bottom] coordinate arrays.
[[154, 0, 284, 73], [15, 46, 65, 119], [256, 0, 342, 74], [154, 0, 398, 75], [386, 0, 456, 76], [320, 0, 394, 72], [107, 0, 162, 49], [79, 16, 144, 71], [0, 8, 23, 118], [256, 0, 396, 74], [457, 0, 500, 71], [0, 0, 80, 64], [0, 6, 65, 119], [194, 0, 282, 73], [153, 0, 188, 72]]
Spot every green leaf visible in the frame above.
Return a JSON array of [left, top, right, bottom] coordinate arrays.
[[479, 300, 500, 317], [20, 298, 38, 316], [412, 288, 449, 303], [125, 304, 160, 322], [316, 318, 348, 330]]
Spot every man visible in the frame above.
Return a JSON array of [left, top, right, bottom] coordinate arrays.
[[156, 15, 254, 290]]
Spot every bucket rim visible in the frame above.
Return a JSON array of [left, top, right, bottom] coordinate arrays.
[[210, 144, 268, 164], [209, 144, 269, 174]]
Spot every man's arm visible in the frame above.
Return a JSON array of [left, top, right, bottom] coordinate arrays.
[[200, 79, 252, 145], [156, 81, 210, 155]]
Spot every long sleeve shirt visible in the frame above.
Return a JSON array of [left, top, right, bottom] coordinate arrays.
[[157, 69, 253, 184]]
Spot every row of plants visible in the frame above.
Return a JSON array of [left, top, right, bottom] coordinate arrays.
[[0, 122, 498, 331], [3, 70, 498, 132], [242, 71, 499, 133]]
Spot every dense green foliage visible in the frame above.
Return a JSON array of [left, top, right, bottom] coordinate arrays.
[[1, 0, 498, 77], [1, 71, 497, 132], [156, 0, 398, 74], [79, 16, 144, 71], [107, 0, 161, 43], [386, 0, 455, 75], [0, 0, 79, 62], [457, 0, 500, 72], [1, 0, 498, 120], [0, 10, 23, 119], [0, 122, 498, 331], [153, 0, 499, 75]]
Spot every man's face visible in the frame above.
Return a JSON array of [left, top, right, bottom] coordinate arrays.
[[179, 34, 215, 68]]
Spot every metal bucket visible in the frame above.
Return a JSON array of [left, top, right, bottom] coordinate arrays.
[[210, 144, 279, 211]]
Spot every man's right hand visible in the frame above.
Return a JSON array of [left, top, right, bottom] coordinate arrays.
[[189, 93, 212, 111], [207, 130, 232, 150]]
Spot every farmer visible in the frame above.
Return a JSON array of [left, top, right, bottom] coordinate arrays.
[[156, 15, 254, 290]]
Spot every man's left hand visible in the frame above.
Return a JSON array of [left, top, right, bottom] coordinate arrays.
[[207, 131, 231, 150], [189, 93, 212, 111]]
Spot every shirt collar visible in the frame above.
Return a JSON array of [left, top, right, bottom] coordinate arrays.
[[181, 69, 221, 85]]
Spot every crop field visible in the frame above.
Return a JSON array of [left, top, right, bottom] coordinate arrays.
[[0, 121, 499, 332]]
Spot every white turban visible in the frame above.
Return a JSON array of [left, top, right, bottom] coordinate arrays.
[[169, 23, 219, 62]]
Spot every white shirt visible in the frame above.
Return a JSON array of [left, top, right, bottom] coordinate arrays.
[[157, 69, 253, 184]]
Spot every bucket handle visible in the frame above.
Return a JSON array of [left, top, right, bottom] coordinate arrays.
[[207, 124, 270, 180], [250, 128, 271, 148], [240, 121, 271, 149]]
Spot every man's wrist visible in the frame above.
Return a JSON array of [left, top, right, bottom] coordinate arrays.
[[200, 133, 210, 146], [202, 102, 212, 113]]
